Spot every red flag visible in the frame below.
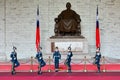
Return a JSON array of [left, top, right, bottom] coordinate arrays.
[[36, 6, 40, 51], [96, 6, 100, 49]]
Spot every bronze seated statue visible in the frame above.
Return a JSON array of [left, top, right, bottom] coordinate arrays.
[[54, 2, 81, 36]]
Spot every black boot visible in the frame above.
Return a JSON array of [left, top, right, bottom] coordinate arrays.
[[55, 69, 58, 72], [67, 68, 71, 73], [68, 70, 71, 73], [38, 71, 42, 75], [11, 70, 16, 75]]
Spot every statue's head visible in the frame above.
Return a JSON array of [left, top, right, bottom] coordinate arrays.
[[66, 2, 71, 9]]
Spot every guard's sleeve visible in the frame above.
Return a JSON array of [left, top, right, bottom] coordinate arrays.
[[53, 52, 55, 59], [59, 52, 61, 59], [10, 53, 13, 58], [36, 54, 38, 59]]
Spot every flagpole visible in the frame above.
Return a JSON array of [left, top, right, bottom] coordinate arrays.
[[96, 4, 101, 50], [36, 4, 41, 51], [4, 0, 7, 55], [37, 5, 41, 47]]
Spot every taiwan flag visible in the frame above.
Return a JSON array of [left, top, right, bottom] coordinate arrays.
[[96, 6, 100, 49], [36, 6, 40, 51]]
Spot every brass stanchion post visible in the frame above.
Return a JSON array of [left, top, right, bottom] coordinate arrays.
[[30, 56, 33, 72], [102, 56, 106, 72], [83, 56, 87, 72], [48, 56, 51, 72]]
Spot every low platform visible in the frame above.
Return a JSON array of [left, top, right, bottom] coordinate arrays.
[[0, 72, 120, 80]]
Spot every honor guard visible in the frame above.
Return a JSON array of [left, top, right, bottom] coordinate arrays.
[[65, 46, 73, 72], [36, 47, 46, 74], [10, 46, 20, 75], [94, 48, 101, 73], [53, 47, 61, 72]]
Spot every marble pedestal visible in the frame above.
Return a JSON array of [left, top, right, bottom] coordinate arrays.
[[48, 36, 88, 54]]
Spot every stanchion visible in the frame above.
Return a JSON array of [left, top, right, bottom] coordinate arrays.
[[30, 56, 33, 72], [48, 56, 52, 72], [83, 56, 87, 72], [102, 56, 106, 72]]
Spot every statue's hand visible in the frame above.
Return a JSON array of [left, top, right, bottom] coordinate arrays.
[[77, 19, 80, 23]]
